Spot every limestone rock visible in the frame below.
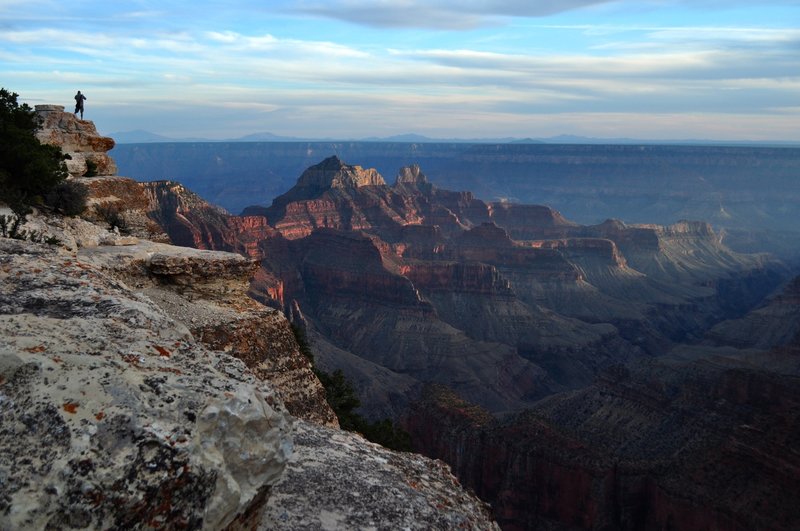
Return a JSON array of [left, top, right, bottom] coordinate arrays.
[[80, 176, 171, 243], [13, 210, 132, 251], [260, 421, 499, 530], [34, 105, 117, 177], [0, 238, 290, 530], [77, 240, 338, 427]]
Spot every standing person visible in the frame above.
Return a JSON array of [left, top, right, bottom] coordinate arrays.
[[74, 90, 86, 119]]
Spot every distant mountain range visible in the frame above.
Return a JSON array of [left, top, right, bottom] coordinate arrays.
[[109, 129, 799, 147]]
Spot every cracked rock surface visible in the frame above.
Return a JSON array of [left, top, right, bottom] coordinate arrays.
[[0, 238, 290, 530], [261, 421, 499, 530]]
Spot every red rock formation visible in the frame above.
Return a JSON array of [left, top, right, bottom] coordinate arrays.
[[297, 229, 426, 307], [141, 180, 276, 259], [264, 157, 494, 241], [251, 157, 785, 415], [399, 261, 512, 295]]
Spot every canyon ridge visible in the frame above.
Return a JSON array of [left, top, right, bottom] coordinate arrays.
[[4, 106, 798, 530], [134, 150, 799, 528]]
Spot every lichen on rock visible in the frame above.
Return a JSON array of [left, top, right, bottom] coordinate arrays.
[[260, 421, 499, 530], [0, 238, 290, 530]]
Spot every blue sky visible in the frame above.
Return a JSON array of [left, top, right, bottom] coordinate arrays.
[[1, 0, 798, 140]]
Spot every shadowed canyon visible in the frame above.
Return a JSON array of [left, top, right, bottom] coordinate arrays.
[[132, 153, 799, 529], [5, 108, 799, 528]]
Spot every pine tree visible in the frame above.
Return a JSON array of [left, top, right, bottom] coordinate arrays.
[[0, 88, 69, 215]]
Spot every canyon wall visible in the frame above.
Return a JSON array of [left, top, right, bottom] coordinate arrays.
[[0, 107, 504, 530]]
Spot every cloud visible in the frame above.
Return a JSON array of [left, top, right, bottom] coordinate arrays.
[[3, 0, 798, 141], [295, 0, 613, 29]]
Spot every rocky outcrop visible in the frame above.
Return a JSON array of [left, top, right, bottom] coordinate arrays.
[[76, 176, 275, 258], [77, 240, 338, 428], [34, 105, 117, 177], [295, 155, 386, 191], [394, 163, 434, 194], [488, 202, 577, 240], [79, 176, 171, 242], [259, 158, 491, 241], [191, 308, 338, 428], [0, 238, 290, 530], [261, 420, 499, 530]]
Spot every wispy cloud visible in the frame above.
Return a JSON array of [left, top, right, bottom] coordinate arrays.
[[296, 0, 614, 29], [1, 0, 798, 140]]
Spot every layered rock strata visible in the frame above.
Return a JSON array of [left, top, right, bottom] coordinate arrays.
[[241, 158, 784, 418], [406, 370, 800, 531], [34, 105, 117, 177]]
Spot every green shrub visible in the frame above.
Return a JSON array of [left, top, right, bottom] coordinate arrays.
[[83, 159, 98, 177], [314, 369, 363, 430], [45, 180, 88, 216], [291, 323, 315, 363], [95, 202, 127, 232], [0, 88, 69, 216]]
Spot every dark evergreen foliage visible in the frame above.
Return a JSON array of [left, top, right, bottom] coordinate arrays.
[[46, 181, 89, 216], [94, 202, 127, 232], [0, 88, 69, 215], [83, 159, 98, 177]]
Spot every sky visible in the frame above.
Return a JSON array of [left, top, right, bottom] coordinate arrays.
[[1, 0, 798, 141]]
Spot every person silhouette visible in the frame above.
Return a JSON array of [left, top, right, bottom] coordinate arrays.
[[74, 91, 86, 119]]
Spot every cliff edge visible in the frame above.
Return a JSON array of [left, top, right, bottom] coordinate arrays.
[[0, 107, 500, 530]]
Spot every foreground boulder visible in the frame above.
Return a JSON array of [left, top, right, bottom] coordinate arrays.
[[261, 421, 499, 530], [0, 238, 291, 529]]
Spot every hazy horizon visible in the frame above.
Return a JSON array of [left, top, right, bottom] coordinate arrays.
[[2, 1, 799, 142]]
